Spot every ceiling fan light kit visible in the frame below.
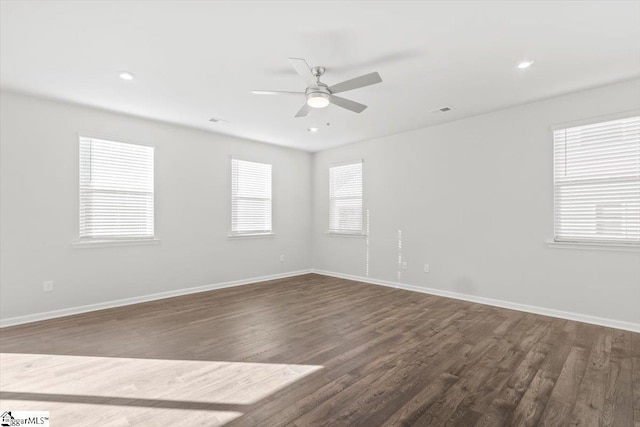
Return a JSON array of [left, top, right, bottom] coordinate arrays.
[[306, 89, 331, 108], [252, 57, 382, 117]]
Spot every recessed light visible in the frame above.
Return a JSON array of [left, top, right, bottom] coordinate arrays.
[[308, 127, 319, 132], [516, 60, 534, 69], [119, 72, 134, 80]]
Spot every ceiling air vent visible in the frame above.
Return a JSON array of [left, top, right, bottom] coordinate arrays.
[[430, 106, 453, 114]]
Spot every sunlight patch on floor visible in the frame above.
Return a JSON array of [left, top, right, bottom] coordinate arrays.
[[0, 353, 323, 426]]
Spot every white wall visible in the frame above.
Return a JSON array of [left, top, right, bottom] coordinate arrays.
[[0, 91, 312, 320], [3, 80, 639, 329], [312, 79, 640, 327]]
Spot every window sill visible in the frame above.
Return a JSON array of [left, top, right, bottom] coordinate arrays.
[[326, 231, 367, 238], [546, 240, 640, 252], [72, 238, 161, 248], [228, 233, 275, 239]]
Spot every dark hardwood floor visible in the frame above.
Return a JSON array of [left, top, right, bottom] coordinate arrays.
[[0, 274, 637, 426]]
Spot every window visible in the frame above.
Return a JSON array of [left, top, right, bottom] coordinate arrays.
[[79, 136, 155, 240], [553, 115, 639, 245], [329, 160, 363, 234], [231, 159, 272, 235]]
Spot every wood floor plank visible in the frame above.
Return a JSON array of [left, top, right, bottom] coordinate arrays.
[[569, 331, 614, 427], [289, 320, 475, 426], [538, 346, 589, 426], [602, 330, 634, 427], [474, 329, 555, 426], [0, 274, 636, 426], [509, 318, 574, 426], [633, 357, 640, 427]]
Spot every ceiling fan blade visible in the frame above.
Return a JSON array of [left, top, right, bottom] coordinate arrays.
[[251, 90, 305, 95], [330, 96, 367, 113], [295, 103, 310, 118], [289, 58, 318, 88], [328, 72, 382, 94]]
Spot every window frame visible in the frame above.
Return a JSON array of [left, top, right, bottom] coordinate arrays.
[[74, 134, 158, 248], [327, 159, 365, 237], [550, 110, 640, 250], [229, 157, 274, 238]]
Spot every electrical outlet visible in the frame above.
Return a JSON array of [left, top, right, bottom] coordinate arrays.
[[402, 261, 408, 270], [43, 281, 54, 292], [280, 254, 285, 262], [424, 264, 430, 273]]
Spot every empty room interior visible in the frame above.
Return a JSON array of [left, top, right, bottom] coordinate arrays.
[[1, 1, 640, 426]]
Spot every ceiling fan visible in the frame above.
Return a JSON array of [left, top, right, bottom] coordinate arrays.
[[252, 58, 382, 118]]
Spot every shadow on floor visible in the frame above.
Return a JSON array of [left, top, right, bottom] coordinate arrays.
[[0, 391, 248, 412]]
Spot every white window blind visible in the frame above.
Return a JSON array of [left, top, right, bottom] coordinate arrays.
[[231, 159, 272, 234], [553, 115, 640, 245], [79, 137, 154, 240], [329, 160, 363, 233]]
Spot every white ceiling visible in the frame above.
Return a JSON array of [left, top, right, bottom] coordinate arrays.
[[1, 1, 639, 152]]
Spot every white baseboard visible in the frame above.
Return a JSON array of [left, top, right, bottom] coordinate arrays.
[[0, 269, 313, 328], [4, 268, 637, 333], [312, 269, 640, 333]]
